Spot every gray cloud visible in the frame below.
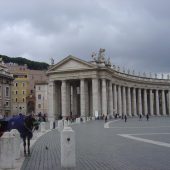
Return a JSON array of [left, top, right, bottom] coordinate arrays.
[[0, 0, 170, 73]]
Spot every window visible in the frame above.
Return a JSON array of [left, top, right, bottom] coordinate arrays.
[[39, 86, 41, 90], [16, 98, 17, 102], [16, 82, 18, 87], [23, 91, 25, 94], [38, 94, 41, 100], [16, 91, 18, 95], [23, 98, 25, 102], [38, 104, 41, 108], [31, 90, 33, 94], [6, 87, 9, 97], [22, 83, 25, 87], [5, 102, 9, 106]]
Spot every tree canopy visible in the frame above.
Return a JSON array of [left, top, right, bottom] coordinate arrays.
[[0, 54, 49, 70]]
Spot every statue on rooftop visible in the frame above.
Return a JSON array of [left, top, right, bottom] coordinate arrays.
[[91, 52, 97, 61], [50, 57, 54, 65], [98, 48, 106, 63]]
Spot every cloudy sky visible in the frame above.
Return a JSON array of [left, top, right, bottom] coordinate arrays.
[[0, 0, 170, 74]]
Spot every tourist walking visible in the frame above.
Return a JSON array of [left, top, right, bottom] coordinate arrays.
[[139, 114, 142, 121], [105, 115, 107, 123], [124, 115, 127, 122], [146, 113, 149, 121]]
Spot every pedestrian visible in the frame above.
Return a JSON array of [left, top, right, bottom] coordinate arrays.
[[105, 115, 107, 123], [139, 114, 142, 121], [124, 115, 127, 122], [146, 113, 149, 121]]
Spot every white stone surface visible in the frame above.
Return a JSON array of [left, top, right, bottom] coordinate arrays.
[[10, 129, 21, 160], [76, 118, 80, 123], [64, 120, 68, 127], [58, 120, 64, 131], [50, 121, 54, 129], [40, 122, 46, 132], [61, 127, 76, 168], [0, 132, 16, 169]]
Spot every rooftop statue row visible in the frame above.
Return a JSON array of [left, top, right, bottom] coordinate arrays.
[[91, 49, 170, 80]]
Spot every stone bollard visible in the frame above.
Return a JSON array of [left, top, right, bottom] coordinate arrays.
[[10, 129, 21, 160], [0, 132, 16, 169], [50, 121, 54, 129], [61, 127, 76, 168], [40, 122, 46, 132], [76, 118, 80, 123], [58, 120, 64, 131], [64, 120, 68, 127]]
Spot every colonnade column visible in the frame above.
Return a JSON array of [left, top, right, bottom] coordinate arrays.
[[144, 89, 148, 116], [61, 80, 67, 118], [168, 90, 170, 115], [132, 88, 137, 116], [122, 86, 126, 116], [84, 81, 89, 117], [149, 89, 154, 116], [113, 84, 117, 115], [102, 79, 107, 116], [118, 85, 122, 116], [92, 78, 99, 117], [80, 79, 85, 117], [162, 90, 166, 116], [155, 90, 160, 116], [127, 87, 132, 117], [109, 81, 113, 116], [48, 81, 55, 121], [138, 89, 142, 115], [73, 85, 77, 116]]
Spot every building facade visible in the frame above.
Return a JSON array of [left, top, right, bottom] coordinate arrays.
[[0, 63, 13, 116], [47, 53, 170, 121], [35, 82, 48, 115], [6, 63, 47, 115]]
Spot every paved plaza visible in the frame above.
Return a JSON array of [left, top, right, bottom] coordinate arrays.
[[21, 117, 170, 170]]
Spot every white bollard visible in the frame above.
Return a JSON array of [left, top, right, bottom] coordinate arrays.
[[76, 118, 80, 123], [10, 129, 21, 160], [50, 121, 54, 129], [58, 120, 64, 131], [64, 120, 68, 127], [61, 127, 76, 168], [0, 132, 16, 169], [40, 122, 46, 132]]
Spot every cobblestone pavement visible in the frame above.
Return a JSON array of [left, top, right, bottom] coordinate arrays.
[[21, 117, 170, 170]]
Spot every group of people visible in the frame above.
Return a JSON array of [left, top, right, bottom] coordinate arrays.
[[104, 113, 150, 123]]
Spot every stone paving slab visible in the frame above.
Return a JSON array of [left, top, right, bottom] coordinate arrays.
[[21, 117, 170, 170]]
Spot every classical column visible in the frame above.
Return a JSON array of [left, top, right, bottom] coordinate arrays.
[[122, 86, 126, 116], [149, 89, 154, 116], [48, 81, 55, 121], [113, 84, 117, 115], [92, 78, 99, 117], [155, 90, 160, 116], [80, 79, 85, 117], [138, 88, 142, 115], [132, 88, 137, 116], [66, 82, 71, 116], [168, 90, 170, 115], [118, 85, 122, 116], [127, 87, 132, 116], [73, 85, 77, 116], [84, 81, 89, 116], [61, 80, 67, 118], [102, 79, 107, 116], [109, 81, 113, 116], [144, 89, 148, 116], [162, 90, 166, 116]]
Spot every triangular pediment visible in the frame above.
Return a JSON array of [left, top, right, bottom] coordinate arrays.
[[47, 55, 96, 72]]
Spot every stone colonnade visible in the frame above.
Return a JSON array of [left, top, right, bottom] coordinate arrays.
[[48, 78, 170, 120]]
